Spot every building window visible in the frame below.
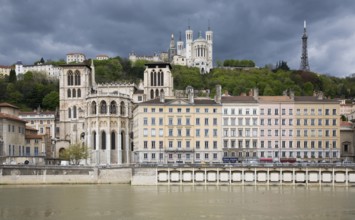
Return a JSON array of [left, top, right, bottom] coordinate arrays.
[[74, 70, 81, 85], [91, 101, 97, 115], [101, 131, 106, 150], [110, 101, 117, 114], [186, 129, 190, 136], [100, 101, 107, 114]]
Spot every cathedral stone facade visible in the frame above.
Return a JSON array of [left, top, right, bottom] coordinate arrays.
[[58, 61, 174, 165]]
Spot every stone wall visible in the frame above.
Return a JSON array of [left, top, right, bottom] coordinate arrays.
[[0, 166, 131, 185]]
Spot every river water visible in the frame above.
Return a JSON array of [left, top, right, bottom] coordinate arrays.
[[0, 184, 354, 220]]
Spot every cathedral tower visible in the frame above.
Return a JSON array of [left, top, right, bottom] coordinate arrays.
[[168, 34, 176, 62], [185, 25, 193, 65], [206, 24, 213, 70], [300, 20, 310, 71], [177, 32, 184, 56]]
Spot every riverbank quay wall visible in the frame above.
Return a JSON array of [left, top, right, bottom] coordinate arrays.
[[131, 165, 355, 186], [1, 165, 355, 186], [0, 165, 131, 184]]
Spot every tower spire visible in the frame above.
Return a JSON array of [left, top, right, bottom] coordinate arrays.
[[300, 20, 310, 71]]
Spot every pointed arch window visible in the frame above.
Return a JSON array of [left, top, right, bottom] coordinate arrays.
[[67, 70, 73, 85], [74, 70, 81, 85], [155, 89, 159, 97], [153, 71, 157, 86], [91, 101, 97, 115], [73, 106, 77, 118], [111, 131, 116, 150], [120, 101, 125, 116], [110, 101, 117, 114], [93, 131, 97, 150], [68, 107, 71, 118], [150, 70, 154, 86], [159, 70, 164, 86], [150, 89, 154, 99], [72, 89, 76, 97], [100, 101, 107, 114], [77, 89, 81, 97], [67, 89, 71, 98], [101, 131, 106, 150]]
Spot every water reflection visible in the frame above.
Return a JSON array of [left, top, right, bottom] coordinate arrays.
[[0, 185, 354, 220]]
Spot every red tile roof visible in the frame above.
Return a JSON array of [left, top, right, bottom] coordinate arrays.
[[0, 102, 19, 109], [0, 112, 27, 123], [25, 134, 43, 139]]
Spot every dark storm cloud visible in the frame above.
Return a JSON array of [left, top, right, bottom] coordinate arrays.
[[1, 0, 355, 76]]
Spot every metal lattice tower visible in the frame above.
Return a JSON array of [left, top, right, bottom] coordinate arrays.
[[300, 20, 310, 71]]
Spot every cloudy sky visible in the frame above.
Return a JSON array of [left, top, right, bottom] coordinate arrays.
[[1, 0, 355, 77]]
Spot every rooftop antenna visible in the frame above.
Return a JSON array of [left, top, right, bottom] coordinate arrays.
[[188, 18, 191, 29], [208, 19, 211, 30]]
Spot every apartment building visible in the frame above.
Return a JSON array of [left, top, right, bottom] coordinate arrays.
[[19, 109, 57, 138], [221, 95, 259, 161], [133, 88, 222, 164], [293, 95, 340, 161], [221, 90, 341, 162]]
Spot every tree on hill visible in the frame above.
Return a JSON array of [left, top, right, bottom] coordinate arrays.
[[42, 91, 59, 110], [274, 60, 290, 71], [8, 69, 16, 83]]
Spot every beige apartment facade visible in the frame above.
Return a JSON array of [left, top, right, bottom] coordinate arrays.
[[133, 92, 222, 164], [293, 95, 340, 161]]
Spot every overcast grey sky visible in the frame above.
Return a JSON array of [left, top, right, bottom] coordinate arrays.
[[1, 0, 355, 77]]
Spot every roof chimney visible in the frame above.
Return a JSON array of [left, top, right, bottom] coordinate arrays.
[[317, 91, 324, 100], [160, 90, 165, 103], [253, 88, 259, 100], [186, 86, 194, 104], [215, 85, 222, 104], [289, 90, 295, 101]]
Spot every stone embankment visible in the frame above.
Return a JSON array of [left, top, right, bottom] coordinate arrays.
[[0, 165, 131, 184], [1, 164, 355, 186]]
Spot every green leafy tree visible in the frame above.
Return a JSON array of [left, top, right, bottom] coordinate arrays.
[[42, 91, 59, 110], [8, 69, 16, 83], [303, 82, 314, 95], [59, 143, 89, 165]]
